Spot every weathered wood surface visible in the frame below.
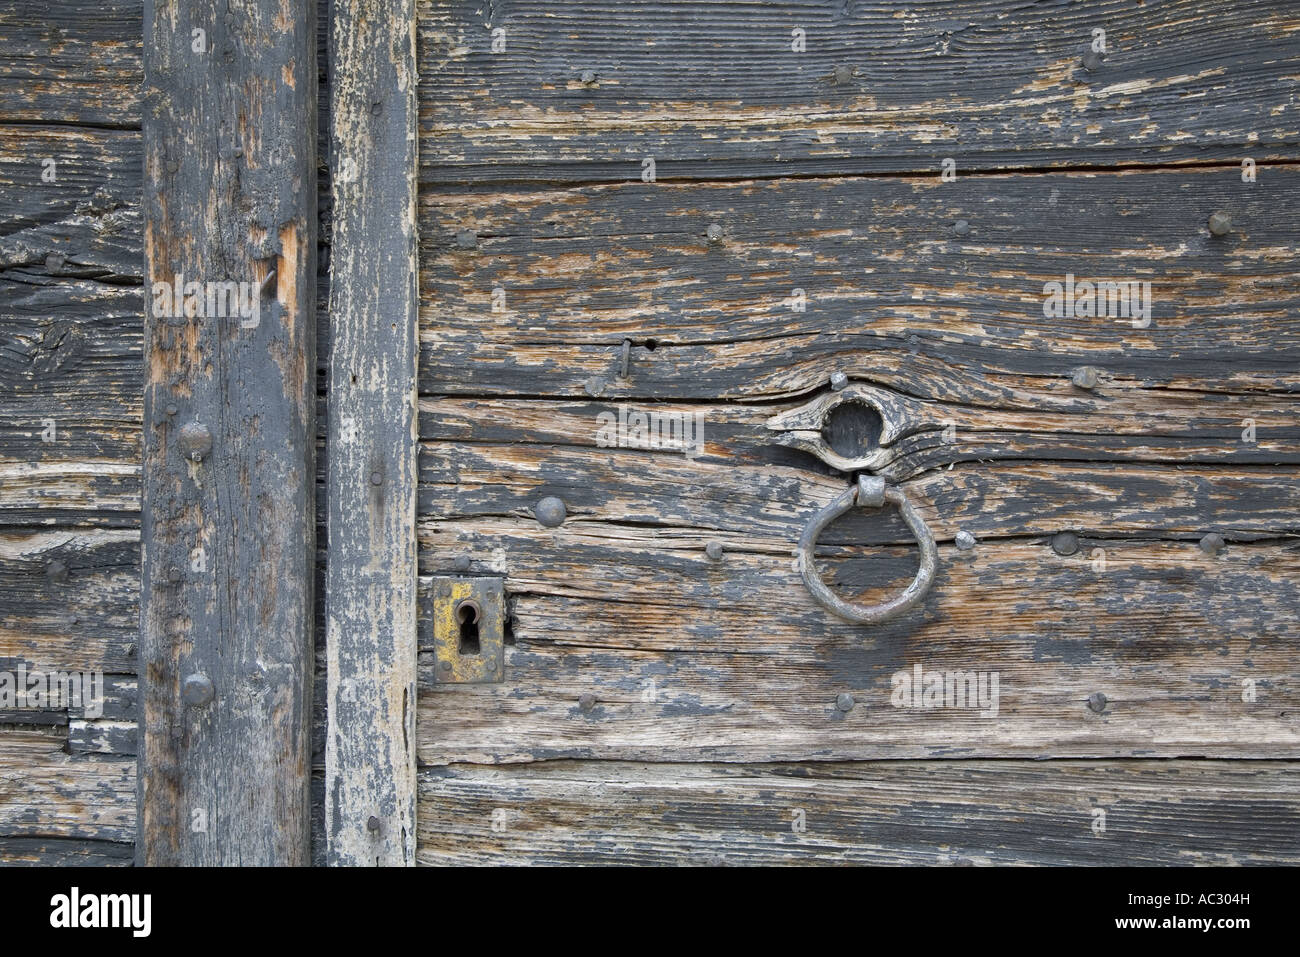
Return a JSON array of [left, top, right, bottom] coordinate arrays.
[[0, 0, 344, 866], [411, 0, 1300, 865], [415, 529, 1300, 762], [412, 163, 1300, 766], [418, 760, 1300, 865], [0, 0, 141, 127], [0, 529, 138, 675], [418, 0, 1300, 182], [139, 0, 317, 865], [0, 727, 134, 859], [325, 0, 419, 866], [418, 166, 1299, 399], [0, 0, 145, 867]]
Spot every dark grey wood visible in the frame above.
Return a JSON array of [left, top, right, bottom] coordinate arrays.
[[0, 0, 141, 128], [417, 165, 1300, 401], [324, 0, 419, 865], [418, 0, 1300, 183], [138, 0, 317, 865], [0, 837, 134, 866], [419, 760, 1300, 865]]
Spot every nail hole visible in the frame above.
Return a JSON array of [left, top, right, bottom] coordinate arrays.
[[644, 338, 657, 352], [822, 401, 883, 459], [455, 600, 481, 656]]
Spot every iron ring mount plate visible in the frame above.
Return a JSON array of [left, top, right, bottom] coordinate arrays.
[[797, 475, 938, 624]]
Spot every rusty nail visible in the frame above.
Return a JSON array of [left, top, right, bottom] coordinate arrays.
[[706, 223, 724, 243], [584, 375, 605, 397], [955, 530, 976, 551], [1051, 531, 1080, 556], [836, 693, 855, 712], [619, 339, 632, 379], [1199, 532, 1225, 556], [705, 541, 724, 561], [953, 219, 970, 236], [829, 371, 848, 391], [455, 229, 477, 249], [182, 673, 215, 707], [178, 421, 213, 462], [46, 560, 69, 585], [1208, 211, 1232, 237], [367, 815, 381, 833], [370, 470, 382, 486], [535, 496, 567, 528], [578, 692, 596, 712], [580, 69, 596, 85], [1071, 366, 1100, 390], [1087, 692, 1107, 714]]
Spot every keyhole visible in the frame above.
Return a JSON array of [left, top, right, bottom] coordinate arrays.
[[456, 600, 481, 655], [822, 401, 883, 459]]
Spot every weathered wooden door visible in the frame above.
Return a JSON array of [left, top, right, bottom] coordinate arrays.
[[5, 0, 1298, 869], [397, 1, 1300, 864]]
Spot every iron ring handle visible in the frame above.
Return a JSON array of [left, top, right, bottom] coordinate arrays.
[[797, 475, 939, 624]]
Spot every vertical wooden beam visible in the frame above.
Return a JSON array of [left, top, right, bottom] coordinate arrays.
[[139, 1, 317, 865], [325, 0, 419, 864]]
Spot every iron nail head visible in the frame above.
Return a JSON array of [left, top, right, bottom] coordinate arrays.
[[535, 496, 567, 528]]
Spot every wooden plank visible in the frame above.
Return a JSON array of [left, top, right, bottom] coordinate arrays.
[[415, 401, 1300, 510], [417, 0, 1300, 182], [418, 760, 1300, 865], [0, 0, 142, 127], [414, 529, 1300, 763], [139, 0, 318, 866], [417, 166, 1300, 400], [0, 837, 133, 866], [0, 530, 138, 674], [325, 0, 419, 866], [0, 728, 134, 847]]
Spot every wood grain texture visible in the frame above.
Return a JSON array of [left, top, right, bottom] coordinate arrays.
[[417, 166, 1299, 400], [0, 728, 134, 853], [139, 0, 317, 865], [412, 406, 1299, 760], [417, 0, 1300, 182], [0, 0, 141, 128], [0, 530, 138, 674], [0, 124, 143, 525], [325, 0, 420, 866], [0, 1, 147, 867], [418, 760, 1300, 865]]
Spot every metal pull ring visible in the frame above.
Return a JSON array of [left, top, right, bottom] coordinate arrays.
[[797, 475, 938, 624]]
